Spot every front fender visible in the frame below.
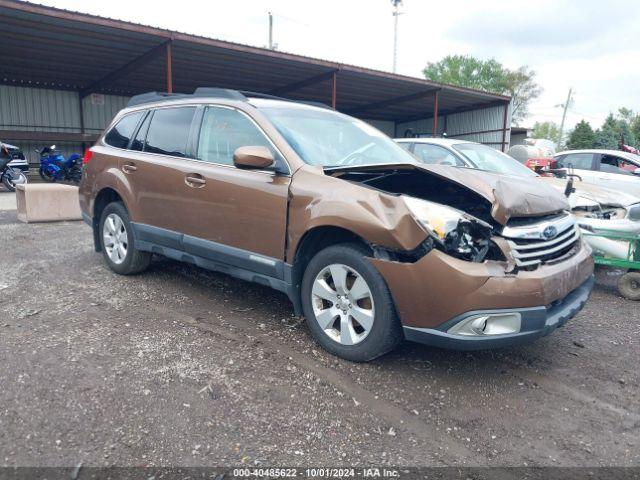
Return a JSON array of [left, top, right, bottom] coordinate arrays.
[[286, 168, 427, 260]]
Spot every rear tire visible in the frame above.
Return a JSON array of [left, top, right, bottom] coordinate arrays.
[[618, 271, 640, 301], [39, 166, 56, 182], [99, 202, 151, 275], [301, 243, 403, 362]]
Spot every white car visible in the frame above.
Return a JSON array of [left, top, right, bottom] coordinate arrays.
[[554, 149, 640, 196], [395, 138, 640, 238]]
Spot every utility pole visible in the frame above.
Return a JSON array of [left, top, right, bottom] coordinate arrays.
[[391, 0, 403, 73], [557, 87, 573, 148], [268, 12, 274, 49]]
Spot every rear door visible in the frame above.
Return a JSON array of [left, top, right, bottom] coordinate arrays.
[[117, 106, 198, 247], [178, 105, 291, 269]]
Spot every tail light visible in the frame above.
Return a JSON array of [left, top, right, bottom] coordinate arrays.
[[83, 150, 93, 164]]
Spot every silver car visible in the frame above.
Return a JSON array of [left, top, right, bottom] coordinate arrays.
[[395, 137, 640, 238], [553, 149, 640, 196]]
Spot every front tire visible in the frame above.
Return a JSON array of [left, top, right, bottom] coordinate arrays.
[[2, 170, 27, 192], [99, 202, 151, 275], [301, 243, 403, 362]]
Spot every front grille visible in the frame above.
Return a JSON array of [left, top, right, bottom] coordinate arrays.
[[627, 204, 640, 221], [501, 214, 580, 268]]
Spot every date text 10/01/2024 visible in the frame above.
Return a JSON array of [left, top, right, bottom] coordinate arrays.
[[232, 468, 400, 478]]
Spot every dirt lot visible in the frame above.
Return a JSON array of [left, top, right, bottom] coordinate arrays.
[[0, 192, 638, 468]]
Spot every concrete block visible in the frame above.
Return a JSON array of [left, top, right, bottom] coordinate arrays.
[[16, 183, 82, 223]]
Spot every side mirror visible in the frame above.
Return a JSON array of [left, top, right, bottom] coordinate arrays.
[[51, 145, 56, 150], [634, 168, 640, 176], [233, 146, 275, 170]]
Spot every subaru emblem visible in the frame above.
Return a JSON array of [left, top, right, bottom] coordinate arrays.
[[542, 226, 558, 240]]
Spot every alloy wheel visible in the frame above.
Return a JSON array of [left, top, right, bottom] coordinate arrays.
[[311, 263, 375, 345], [103, 213, 128, 265]]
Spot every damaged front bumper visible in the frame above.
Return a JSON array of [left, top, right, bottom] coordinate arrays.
[[403, 275, 594, 350], [369, 239, 595, 349]]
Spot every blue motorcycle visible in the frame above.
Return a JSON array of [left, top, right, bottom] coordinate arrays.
[[37, 145, 83, 184]]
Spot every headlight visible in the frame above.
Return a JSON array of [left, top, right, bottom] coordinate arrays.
[[402, 196, 493, 262]]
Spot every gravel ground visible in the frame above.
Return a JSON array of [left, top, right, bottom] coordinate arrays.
[[0, 194, 638, 468]]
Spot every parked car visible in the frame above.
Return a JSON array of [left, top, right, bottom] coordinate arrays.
[[79, 89, 594, 361], [395, 137, 640, 250], [0, 141, 29, 173], [553, 149, 640, 196]]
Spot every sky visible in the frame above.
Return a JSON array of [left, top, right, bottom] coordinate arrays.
[[35, 0, 640, 131]]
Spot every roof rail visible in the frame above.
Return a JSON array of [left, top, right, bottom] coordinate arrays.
[[127, 92, 188, 107], [127, 87, 331, 109]]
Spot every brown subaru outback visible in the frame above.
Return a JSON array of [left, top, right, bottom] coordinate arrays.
[[79, 88, 594, 361]]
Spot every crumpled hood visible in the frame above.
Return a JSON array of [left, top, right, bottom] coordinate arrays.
[[327, 162, 570, 226], [417, 164, 569, 225]]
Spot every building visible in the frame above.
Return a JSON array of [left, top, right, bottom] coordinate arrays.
[[0, 0, 512, 167], [509, 126, 533, 148]]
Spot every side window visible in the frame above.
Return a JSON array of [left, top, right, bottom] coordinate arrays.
[[397, 142, 412, 152], [130, 111, 151, 152], [600, 155, 632, 175], [558, 153, 594, 170], [104, 111, 145, 149], [413, 143, 464, 166], [145, 107, 196, 158], [197, 106, 275, 166]]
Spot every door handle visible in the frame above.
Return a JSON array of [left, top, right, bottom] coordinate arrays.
[[185, 174, 206, 188], [122, 163, 137, 174]]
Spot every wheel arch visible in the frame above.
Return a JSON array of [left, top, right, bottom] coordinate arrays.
[[289, 225, 372, 315], [91, 187, 128, 252]]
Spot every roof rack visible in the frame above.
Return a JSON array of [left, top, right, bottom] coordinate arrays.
[[127, 88, 331, 109]]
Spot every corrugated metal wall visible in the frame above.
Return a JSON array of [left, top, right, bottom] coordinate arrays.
[[0, 85, 129, 167], [1, 84, 512, 166], [0, 85, 81, 133], [0, 85, 129, 133], [396, 103, 511, 150], [395, 115, 446, 138], [364, 119, 395, 137], [81, 93, 129, 134]]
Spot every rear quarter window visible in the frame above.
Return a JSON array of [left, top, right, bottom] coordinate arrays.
[[104, 111, 145, 149]]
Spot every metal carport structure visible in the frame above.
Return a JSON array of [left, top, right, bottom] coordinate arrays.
[[0, 0, 511, 158]]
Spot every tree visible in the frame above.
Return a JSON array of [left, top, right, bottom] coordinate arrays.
[[566, 120, 595, 149], [615, 108, 637, 147], [423, 55, 542, 123], [532, 121, 560, 144], [592, 110, 638, 149], [505, 66, 542, 123], [631, 116, 640, 146], [594, 114, 619, 149]]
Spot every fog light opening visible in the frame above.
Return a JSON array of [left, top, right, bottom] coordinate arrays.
[[448, 313, 522, 337]]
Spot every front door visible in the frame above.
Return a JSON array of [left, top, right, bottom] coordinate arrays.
[[178, 105, 291, 272], [556, 152, 598, 184]]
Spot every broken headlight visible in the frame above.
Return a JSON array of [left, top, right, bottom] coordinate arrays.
[[402, 196, 494, 262]]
